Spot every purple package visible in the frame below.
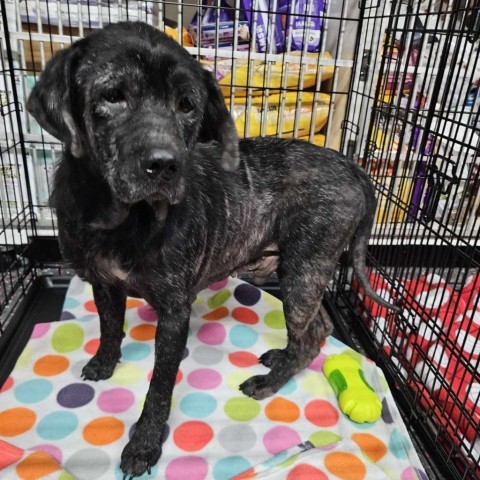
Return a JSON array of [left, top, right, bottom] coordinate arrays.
[[241, 0, 285, 53], [190, 0, 232, 26], [285, 0, 325, 52], [408, 133, 435, 221], [408, 161, 427, 221], [278, 0, 289, 13], [190, 0, 250, 48]]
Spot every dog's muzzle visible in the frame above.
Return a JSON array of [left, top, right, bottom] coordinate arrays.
[[113, 115, 187, 204]]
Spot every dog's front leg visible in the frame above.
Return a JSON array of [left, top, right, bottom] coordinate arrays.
[[120, 302, 190, 478], [82, 282, 126, 381]]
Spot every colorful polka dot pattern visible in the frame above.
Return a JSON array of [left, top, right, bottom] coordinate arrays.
[[0, 275, 426, 479], [232, 438, 398, 480]]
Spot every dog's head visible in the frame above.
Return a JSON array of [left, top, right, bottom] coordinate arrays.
[[27, 22, 239, 206]]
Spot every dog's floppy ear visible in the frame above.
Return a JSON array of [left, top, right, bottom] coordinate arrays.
[[27, 46, 84, 158], [200, 69, 240, 171]]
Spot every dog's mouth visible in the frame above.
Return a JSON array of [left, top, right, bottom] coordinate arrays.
[[146, 177, 186, 205], [110, 172, 186, 206]]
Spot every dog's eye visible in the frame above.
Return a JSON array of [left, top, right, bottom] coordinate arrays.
[[102, 90, 125, 104], [178, 96, 195, 113]]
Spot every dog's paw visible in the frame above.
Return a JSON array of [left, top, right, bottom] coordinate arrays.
[[239, 374, 279, 400], [81, 355, 118, 381], [259, 349, 285, 369], [120, 436, 162, 479]]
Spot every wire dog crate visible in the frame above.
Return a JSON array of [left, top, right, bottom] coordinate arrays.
[[0, 0, 359, 371], [332, 1, 480, 479], [0, 1, 479, 479]]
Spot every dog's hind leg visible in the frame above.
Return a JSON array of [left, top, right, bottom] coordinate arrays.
[[240, 255, 337, 400], [81, 283, 126, 381]]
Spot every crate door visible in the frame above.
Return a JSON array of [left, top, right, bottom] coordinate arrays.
[[340, 1, 480, 479]]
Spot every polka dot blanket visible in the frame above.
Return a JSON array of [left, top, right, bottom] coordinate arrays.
[[0, 276, 427, 480]]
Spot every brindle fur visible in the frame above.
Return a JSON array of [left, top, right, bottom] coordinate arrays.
[[27, 22, 399, 478]]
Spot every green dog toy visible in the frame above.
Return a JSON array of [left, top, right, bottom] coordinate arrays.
[[323, 353, 382, 423]]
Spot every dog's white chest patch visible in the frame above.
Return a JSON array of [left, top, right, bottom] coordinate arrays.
[[112, 266, 129, 281], [95, 255, 129, 282]]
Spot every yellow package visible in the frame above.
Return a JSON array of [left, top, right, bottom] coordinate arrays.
[[371, 128, 390, 150], [298, 133, 326, 147], [210, 52, 334, 97], [390, 178, 413, 223], [164, 25, 194, 47], [232, 92, 330, 138], [375, 176, 412, 224]]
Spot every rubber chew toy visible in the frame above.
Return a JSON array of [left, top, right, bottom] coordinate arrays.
[[323, 353, 382, 423]]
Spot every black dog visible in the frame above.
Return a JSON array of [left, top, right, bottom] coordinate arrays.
[[27, 22, 399, 478]]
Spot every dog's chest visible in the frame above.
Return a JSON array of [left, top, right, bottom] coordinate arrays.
[[93, 254, 130, 283]]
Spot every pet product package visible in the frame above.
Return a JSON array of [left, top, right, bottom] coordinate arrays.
[[231, 91, 330, 137], [189, 0, 250, 49], [382, 17, 438, 102], [0, 58, 25, 136], [280, 0, 325, 52], [299, 132, 325, 146], [203, 51, 334, 97], [241, 0, 285, 53], [163, 21, 194, 47], [20, 0, 152, 28], [0, 152, 33, 221]]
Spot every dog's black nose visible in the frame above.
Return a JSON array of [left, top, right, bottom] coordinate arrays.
[[141, 150, 178, 181]]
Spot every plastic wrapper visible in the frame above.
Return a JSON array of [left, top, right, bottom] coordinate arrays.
[[375, 175, 413, 224], [202, 52, 334, 97], [298, 133, 325, 146], [232, 91, 330, 137], [164, 25, 194, 47]]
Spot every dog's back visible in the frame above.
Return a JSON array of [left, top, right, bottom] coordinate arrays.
[[189, 137, 372, 259], [189, 137, 394, 311]]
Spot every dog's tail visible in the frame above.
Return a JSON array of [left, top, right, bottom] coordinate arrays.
[[349, 183, 401, 313]]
